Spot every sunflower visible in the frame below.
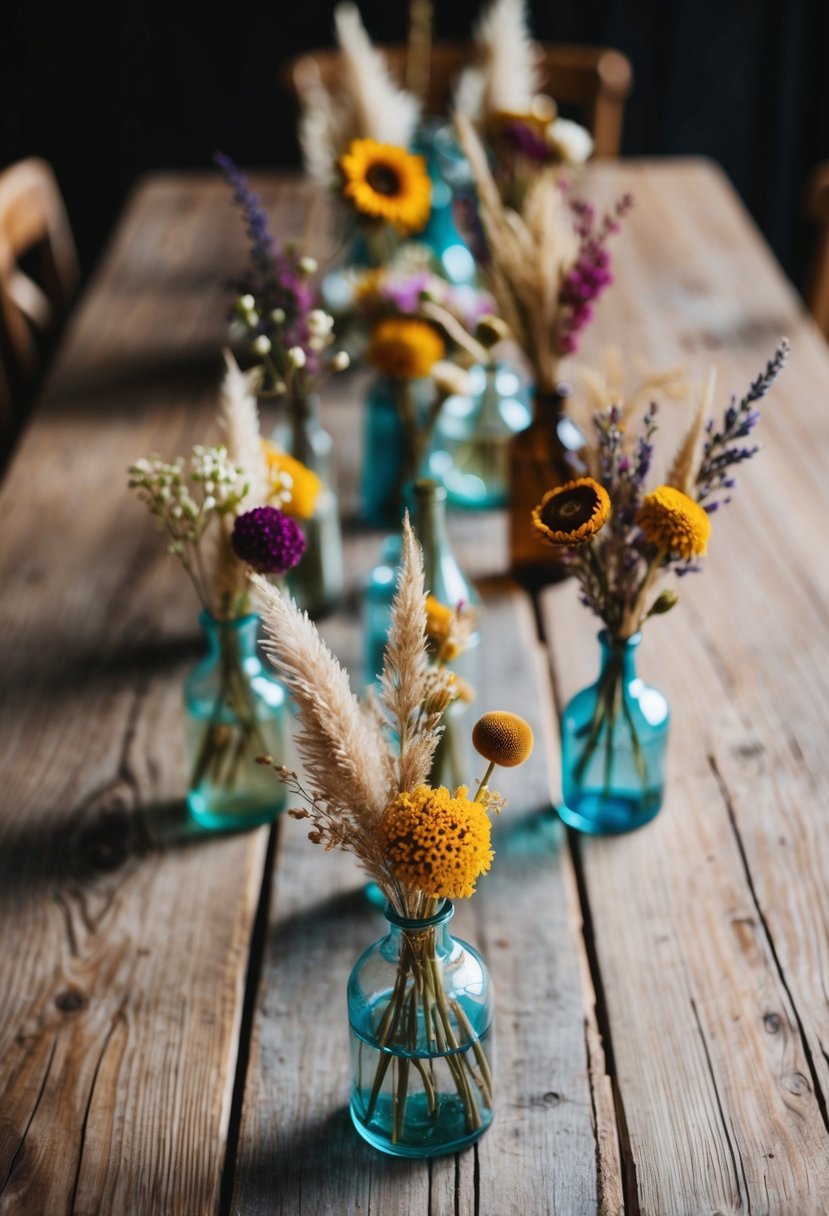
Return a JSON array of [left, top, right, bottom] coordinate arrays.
[[637, 485, 711, 560], [365, 317, 445, 380], [339, 139, 431, 234], [531, 478, 611, 546]]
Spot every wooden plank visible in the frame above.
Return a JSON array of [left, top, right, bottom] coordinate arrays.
[[0, 175, 304, 1214], [232, 580, 617, 1215], [536, 159, 829, 1214]]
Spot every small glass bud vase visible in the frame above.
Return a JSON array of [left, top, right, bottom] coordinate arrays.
[[275, 393, 344, 617], [559, 631, 669, 835], [348, 901, 494, 1158], [184, 612, 287, 831], [509, 385, 586, 588], [361, 376, 433, 529], [363, 480, 479, 689], [429, 362, 532, 509]]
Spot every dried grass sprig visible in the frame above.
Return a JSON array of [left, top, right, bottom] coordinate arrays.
[[667, 368, 714, 496], [380, 515, 441, 792], [455, 114, 578, 392], [253, 574, 394, 874]]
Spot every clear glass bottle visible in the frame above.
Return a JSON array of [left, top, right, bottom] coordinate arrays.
[[362, 480, 479, 696], [184, 612, 287, 831], [509, 385, 586, 589], [429, 362, 532, 509], [348, 900, 494, 1158], [274, 393, 344, 617], [559, 631, 669, 834]]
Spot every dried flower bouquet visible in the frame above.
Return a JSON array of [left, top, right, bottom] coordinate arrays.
[[253, 518, 532, 1147]]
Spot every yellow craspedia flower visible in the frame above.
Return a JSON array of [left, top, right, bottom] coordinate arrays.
[[261, 440, 322, 520], [339, 139, 431, 235], [379, 785, 494, 900], [472, 712, 534, 768], [531, 477, 611, 546], [638, 484, 711, 560], [366, 317, 445, 380]]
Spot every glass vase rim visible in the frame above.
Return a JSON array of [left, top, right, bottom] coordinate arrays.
[[598, 628, 642, 651], [384, 900, 454, 932], [198, 608, 260, 631]]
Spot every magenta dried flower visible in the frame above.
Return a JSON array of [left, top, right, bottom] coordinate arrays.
[[232, 506, 306, 575]]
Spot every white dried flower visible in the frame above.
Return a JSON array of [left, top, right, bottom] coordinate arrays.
[[331, 350, 350, 371], [238, 293, 255, 312], [308, 309, 334, 335], [547, 117, 594, 165], [270, 307, 286, 324], [299, 256, 318, 276], [252, 334, 272, 355], [287, 346, 307, 369]]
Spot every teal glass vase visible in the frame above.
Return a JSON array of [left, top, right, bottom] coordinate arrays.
[[348, 900, 494, 1158], [413, 120, 477, 287], [184, 612, 287, 831], [361, 376, 434, 528], [429, 362, 532, 509], [559, 632, 669, 834]]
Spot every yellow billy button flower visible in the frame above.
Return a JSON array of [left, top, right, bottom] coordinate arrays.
[[472, 711, 534, 801], [261, 441, 321, 520], [379, 785, 494, 900], [366, 317, 446, 381], [531, 477, 611, 546], [339, 139, 431, 235], [637, 484, 711, 560]]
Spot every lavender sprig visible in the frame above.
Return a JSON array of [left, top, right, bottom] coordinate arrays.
[[695, 338, 790, 510]]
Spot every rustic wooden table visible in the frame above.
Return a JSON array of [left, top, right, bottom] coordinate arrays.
[[1, 161, 828, 1216]]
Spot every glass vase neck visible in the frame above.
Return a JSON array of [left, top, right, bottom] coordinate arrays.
[[384, 900, 455, 949], [199, 611, 260, 655], [598, 630, 642, 678]]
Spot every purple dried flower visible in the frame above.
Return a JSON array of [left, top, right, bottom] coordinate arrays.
[[556, 194, 632, 356], [232, 507, 306, 575], [500, 120, 552, 163]]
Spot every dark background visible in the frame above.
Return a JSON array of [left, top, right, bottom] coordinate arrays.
[[3, 0, 829, 290]]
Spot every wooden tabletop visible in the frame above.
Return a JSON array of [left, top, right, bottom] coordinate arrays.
[[1, 160, 828, 1216]]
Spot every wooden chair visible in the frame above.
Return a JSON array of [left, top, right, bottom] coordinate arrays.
[[283, 41, 633, 158], [806, 161, 829, 340], [0, 157, 79, 451]]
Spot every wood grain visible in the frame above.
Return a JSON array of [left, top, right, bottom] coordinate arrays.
[[2, 160, 828, 1215], [0, 174, 297, 1216]]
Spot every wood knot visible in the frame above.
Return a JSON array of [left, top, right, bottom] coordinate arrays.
[[80, 811, 131, 871], [763, 1011, 782, 1034], [55, 987, 87, 1013], [531, 1091, 562, 1107], [786, 1071, 811, 1096]]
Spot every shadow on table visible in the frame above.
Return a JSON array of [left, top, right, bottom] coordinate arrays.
[[232, 1106, 425, 1210]]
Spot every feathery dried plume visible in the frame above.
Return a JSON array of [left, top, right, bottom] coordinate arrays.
[[667, 368, 715, 495], [253, 575, 394, 871], [217, 349, 269, 506], [202, 352, 269, 611], [380, 515, 441, 792], [335, 3, 420, 147], [456, 113, 579, 391], [296, 5, 420, 187], [455, 0, 539, 121]]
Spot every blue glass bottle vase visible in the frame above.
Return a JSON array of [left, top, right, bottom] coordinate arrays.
[[348, 900, 494, 1158], [559, 631, 669, 834], [184, 612, 287, 831]]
